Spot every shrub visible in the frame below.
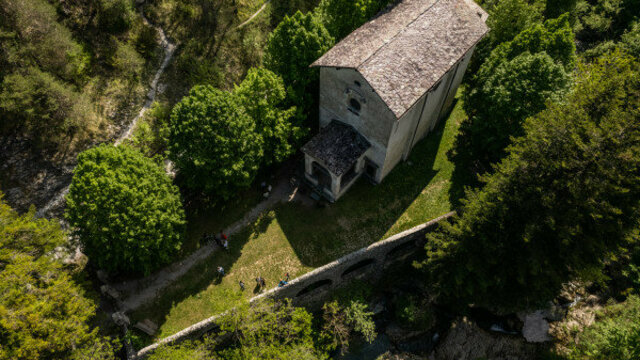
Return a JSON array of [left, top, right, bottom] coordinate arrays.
[[565, 296, 640, 360], [66, 145, 185, 275]]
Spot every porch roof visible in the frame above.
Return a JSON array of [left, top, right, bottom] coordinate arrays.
[[302, 121, 371, 176]]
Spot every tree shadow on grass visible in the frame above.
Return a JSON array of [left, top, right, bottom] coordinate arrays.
[[128, 212, 274, 338], [276, 115, 450, 268]]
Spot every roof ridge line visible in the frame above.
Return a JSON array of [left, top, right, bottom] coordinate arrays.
[[355, 0, 443, 70]]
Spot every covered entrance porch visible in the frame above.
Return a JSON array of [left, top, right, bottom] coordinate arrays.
[[301, 121, 371, 202]]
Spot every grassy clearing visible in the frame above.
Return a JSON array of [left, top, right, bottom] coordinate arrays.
[[131, 96, 468, 340]]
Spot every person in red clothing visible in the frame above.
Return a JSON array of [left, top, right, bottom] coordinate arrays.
[[219, 230, 229, 250]]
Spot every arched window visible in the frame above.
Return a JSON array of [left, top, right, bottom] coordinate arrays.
[[349, 98, 361, 112]]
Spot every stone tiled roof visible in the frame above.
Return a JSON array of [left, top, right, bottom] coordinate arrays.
[[301, 121, 371, 176], [312, 0, 489, 118]]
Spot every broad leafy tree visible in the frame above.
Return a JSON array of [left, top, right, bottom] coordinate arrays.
[[420, 52, 640, 312], [265, 11, 334, 108], [455, 15, 576, 175], [234, 68, 299, 166], [0, 194, 118, 359], [66, 145, 185, 275], [454, 52, 570, 173], [169, 85, 263, 198]]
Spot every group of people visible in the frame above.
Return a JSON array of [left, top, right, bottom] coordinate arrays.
[[207, 229, 291, 292], [203, 230, 229, 251]]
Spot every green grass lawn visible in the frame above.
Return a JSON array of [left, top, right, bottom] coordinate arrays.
[[131, 97, 468, 341]]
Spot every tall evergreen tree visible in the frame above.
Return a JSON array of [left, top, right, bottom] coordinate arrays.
[[454, 14, 576, 176], [420, 51, 640, 311]]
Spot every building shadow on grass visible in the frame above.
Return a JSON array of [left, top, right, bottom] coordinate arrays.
[[276, 115, 449, 268], [129, 212, 274, 333]]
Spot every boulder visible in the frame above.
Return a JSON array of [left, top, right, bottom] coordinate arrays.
[[134, 319, 159, 336], [430, 317, 539, 360], [112, 312, 130, 327], [100, 285, 122, 301], [521, 311, 551, 343], [96, 270, 109, 284]]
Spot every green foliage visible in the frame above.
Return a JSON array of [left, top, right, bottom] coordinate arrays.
[[621, 22, 640, 57], [126, 101, 171, 156], [147, 341, 207, 360], [0, 0, 154, 155], [0, 0, 89, 81], [98, 0, 136, 34], [66, 145, 185, 275], [168, 85, 263, 198], [112, 41, 145, 78], [320, 300, 376, 354], [456, 15, 575, 175], [420, 52, 640, 312], [574, 0, 640, 47], [265, 11, 334, 108], [0, 194, 118, 360], [315, 0, 386, 40], [394, 295, 435, 330], [467, 0, 544, 78], [487, 0, 544, 47], [482, 14, 577, 76], [234, 68, 300, 166], [544, 0, 578, 20], [271, 0, 321, 25], [564, 296, 640, 360], [455, 52, 570, 173], [216, 299, 327, 359], [0, 67, 102, 151]]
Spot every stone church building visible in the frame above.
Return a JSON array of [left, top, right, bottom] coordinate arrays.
[[301, 0, 489, 201]]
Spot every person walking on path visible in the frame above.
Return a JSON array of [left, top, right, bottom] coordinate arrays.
[[217, 266, 225, 277], [255, 276, 266, 291], [239, 280, 245, 291], [284, 272, 290, 282], [218, 230, 229, 250]]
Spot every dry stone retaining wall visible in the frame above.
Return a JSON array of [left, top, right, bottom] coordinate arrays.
[[135, 211, 455, 358]]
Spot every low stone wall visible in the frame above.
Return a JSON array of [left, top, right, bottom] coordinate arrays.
[[135, 211, 455, 358]]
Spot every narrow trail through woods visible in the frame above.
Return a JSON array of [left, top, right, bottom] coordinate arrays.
[[36, 1, 295, 312], [36, 7, 177, 218], [236, 0, 271, 29]]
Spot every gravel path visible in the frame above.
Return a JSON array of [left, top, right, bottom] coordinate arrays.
[[236, 0, 272, 29], [114, 173, 302, 312]]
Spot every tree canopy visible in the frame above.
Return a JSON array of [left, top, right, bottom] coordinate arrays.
[[265, 11, 334, 108], [234, 68, 300, 166], [168, 85, 263, 198], [66, 144, 185, 275], [419, 51, 640, 311], [0, 194, 117, 359], [454, 14, 576, 176]]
